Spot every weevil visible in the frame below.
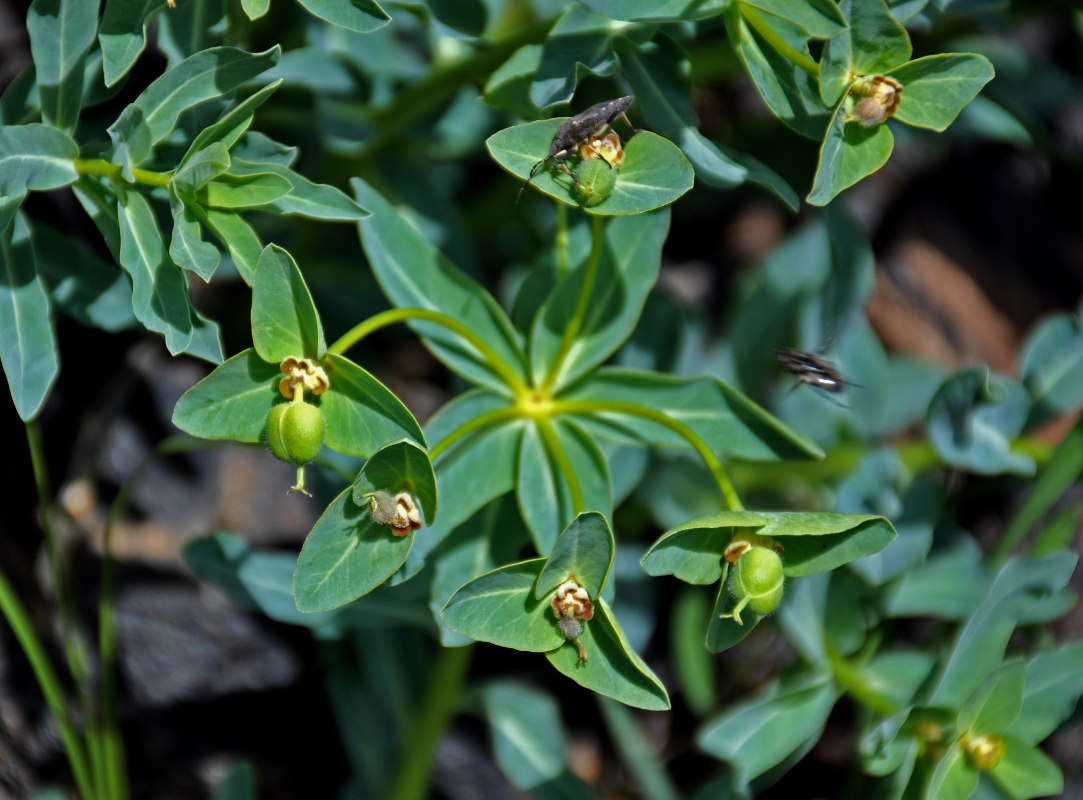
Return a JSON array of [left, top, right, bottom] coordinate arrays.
[[517, 95, 636, 202], [777, 348, 861, 406]]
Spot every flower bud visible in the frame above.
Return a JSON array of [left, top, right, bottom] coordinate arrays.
[[963, 734, 1006, 770], [266, 402, 325, 464]]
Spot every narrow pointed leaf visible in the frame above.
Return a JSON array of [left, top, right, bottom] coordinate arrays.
[[530, 211, 668, 388], [562, 367, 823, 460], [230, 159, 368, 221], [203, 209, 262, 285], [251, 244, 325, 362], [839, 0, 911, 75], [742, 0, 846, 37], [0, 214, 59, 420], [181, 80, 282, 164], [442, 558, 563, 652], [98, 0, 164, 86], [546, 599, 670, 711], [27, 0, 99, 132], [108, 47, 281, 168], [294, 0, 390, 33], [987, 738, 1064, 800], [352, 178, 526, 392], [0, 124, 79, 194], [516, 419, 612, 555], [293, 487, 413, 612], [200, 172, 292, 209], [479, 682, 567, 791], [958, 659, 1025, 734], [352, 439, 437, 525], [575, 0, 726, 22], [172, 142, 232, 195], [169, 194, 221, 281]]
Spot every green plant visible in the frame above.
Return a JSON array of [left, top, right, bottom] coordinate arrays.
[[3, 0, 1082, 798]]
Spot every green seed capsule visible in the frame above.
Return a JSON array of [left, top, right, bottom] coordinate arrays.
[[726, 546, 784, 624], [266, 402, 325, 464], [573, 158, 617, 207]]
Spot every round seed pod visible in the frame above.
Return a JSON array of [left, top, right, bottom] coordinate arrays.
[[266, 402, 325, 464], [573, 158, 617, 207], [729, 546, 784, 620]]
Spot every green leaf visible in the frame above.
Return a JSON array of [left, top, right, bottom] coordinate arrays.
[[34, 223, 135, 331], [1020, 312, 1083, 424], [172, 142, 232, 195], [352, 178, 526, 391], [0, 124, 79, 195], [294, 0, 390, 33], [442, 558, 564, 652], [839, 0, 911, 75], [200, 172, 292, 209], [529, 5, 619, 110], [203, 209, 262, 286], [535, 511, 615, 602], [251, 244, 325, 362], [987, 738, 1064, 800], [230, 159, 368, 221], [319, 353, 426, 457], [0, 214, 58, 421], [397, 393, 524, 582], [107, 47, 280, 170], [293, 488, 413, 612], [182, 81, 282, 164], [27, 0, 99, 132], [959, 659, 1025, 735], [892, 54, 995, 132], [516, 419, 612, 555], [117, 189, 223, 359], [807, 98, 895, 206], [926, 554, 1077, 709], [926, 741, 980, 800], [725, 6, 832, 140], [546, 598, 670, 711], [352, 439, 437, 525], [169, 194, 221, 281], [530, 211, 667, 388], [482, 45, 543, 119], [642, 510, 896, 579], [487, 124, 694, 215], [576, 0, 726, 22], [707, 573, 765, 652], [883, 537, 987, 620], [927, 368, 1034, 476], [641, 526, 736, 585], [1005, 641, 1083, 745], [859, 651, 938, 710], [620, 40, 799, 209], [426, 0, 486, 36], [697, 672, 837, 785], [478, 682, 567, 790], [172, 349, 280, 442], [98, 0, 164, 87], [562, 367, 823, 461], [241, 0, 269, 19], [742, 0, 846, 38]]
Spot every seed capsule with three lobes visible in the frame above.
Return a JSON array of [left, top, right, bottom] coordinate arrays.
[[517, 95, 635, 202]]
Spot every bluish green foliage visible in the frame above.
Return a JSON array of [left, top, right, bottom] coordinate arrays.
[[3, 2, 1080, 800]]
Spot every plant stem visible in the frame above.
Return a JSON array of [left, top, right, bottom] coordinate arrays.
[[329, 307, 527, 394], [540, 215, 604, 393], [429, 407, 522, 461], [739, 5, 820, 77], [0, 565, 94, 799], [553, 399, 744, 511], [554, 202, 570, 279], [386, 644, 473, 800], [74, 158, 171, 189], [828, 649, 898, 717], [535, 416, 585, 512]]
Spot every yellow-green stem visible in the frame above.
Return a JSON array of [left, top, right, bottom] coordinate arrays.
[[386, 645, 473, 800], [553, 399, 744, 511], [540, 215, 604, 393], [828, 648, 899, 717], [74, 158, 171, 189], [740, 5, 821, 76], [554, 202, 570, 279], [329, 308, 527, 394], [429, 407, 522, 461], [535, 416, 585, 512]]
